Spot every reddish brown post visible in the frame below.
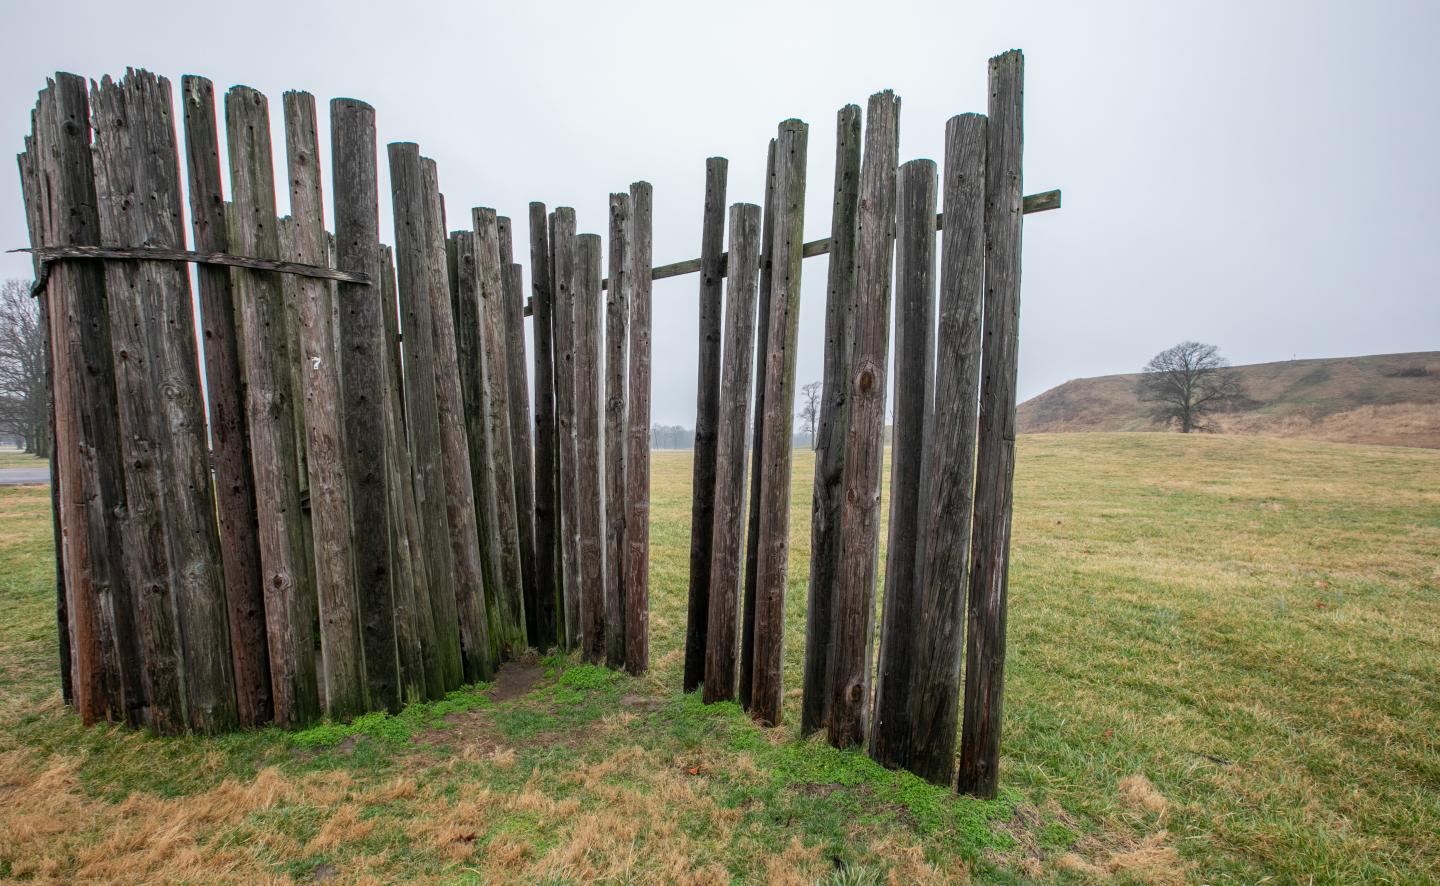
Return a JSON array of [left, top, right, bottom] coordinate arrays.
[[181, 75, 272, 728], [958, 49, 1024, 799]]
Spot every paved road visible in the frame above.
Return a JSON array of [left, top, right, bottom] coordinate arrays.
[[0, 467, 50, 486]]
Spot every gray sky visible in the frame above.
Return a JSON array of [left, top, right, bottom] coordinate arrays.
[[4, 0, 1437, 425]]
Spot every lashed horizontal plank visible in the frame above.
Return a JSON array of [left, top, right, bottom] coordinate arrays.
[[16, 244, 370, 293]]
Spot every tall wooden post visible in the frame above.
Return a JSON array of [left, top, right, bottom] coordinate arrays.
[[474, 208, 527, 658], [528, 201, 562, 648], [380, 245, 437, 702], [684, 157, 728, 692], [229, 86, 321, 727], [388, 142, 465, 691], [623, 181, 654, 676], [498, 218, 538, 649], [748, 120, 809, 727], [604, 193, 631, 670], [87, 75, 181, 732], [738, 139, 778, 712], [331, 97, 399, 713], [420, 163, 493, 683], [702, 202, 762, 704], [958, 49, 1024, 799], [801, 104, 862, 735], [285, 91, 365, 720], [181, 75, 272, 728], [871, 157, 938, 767], [827, 91, 899, 750], [908, 114, 987, 785], [551, 208, 582, 650], [574, 232, 606, 663]]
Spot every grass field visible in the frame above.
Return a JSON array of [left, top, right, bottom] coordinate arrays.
[[1, 434, 1437, 883], [0, 448, 47, 468]]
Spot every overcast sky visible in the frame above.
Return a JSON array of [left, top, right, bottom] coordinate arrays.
[[3, 0, 1436, 424]]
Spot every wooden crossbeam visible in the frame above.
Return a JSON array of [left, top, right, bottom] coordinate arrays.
[[13, 245, 371, 297], [600, 188, 1060, 290]]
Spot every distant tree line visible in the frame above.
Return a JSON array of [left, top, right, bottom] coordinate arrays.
[[0, 279, 49, 456], [650, 425, 695, 450]]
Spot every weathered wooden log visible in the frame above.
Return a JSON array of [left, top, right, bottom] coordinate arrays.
[[604, 193, 631, 670], [550, 208, 582, 650], [499, 218, 539, 649], [801, 103, 861, 736], [228, 85, 321, 727], [380, 244, 434, 702], [18, 244, 369, 288], [528, 202, 562, 648], [331, 97, 399, 713], [181, 75, 271, 728], [871, 157, 938, 767], [420, 164, 493, 683], [284, 91, 365, 720], [827, 91, 900, 749], [749, 120, 809, 727], [16, 141, 73, 708], [907, 113, 987, 785], [958, 50, 1024, 799], [684, 157, 728, 693], [623, 181, 653, 676], [85, 73, 181, 732], [738, 138, 778, 712], [449, 231, 502, 665], [473, 208, 527, 658], [701, 202, 762, 704], [574, 232, 606, 664], [388, 142, 465, 691]]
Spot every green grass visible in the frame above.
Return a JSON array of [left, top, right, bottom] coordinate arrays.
[[0, 448, 47, 468], [1, 433, 1437, 882]]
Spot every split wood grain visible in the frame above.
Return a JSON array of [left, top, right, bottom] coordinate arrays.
[[623, 182, 654, 676]]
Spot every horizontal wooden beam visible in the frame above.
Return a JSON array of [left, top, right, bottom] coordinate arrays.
[[14, 245, 372, 296], [599, 188, 1060, 290]]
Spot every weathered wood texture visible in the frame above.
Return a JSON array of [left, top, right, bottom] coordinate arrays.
[[748, 120, 809, 727], [623, 181, 653, 676], [420, 166, 493, 683], [907, 113, 987, 785], [284, 91, 365, 720], [101, 71, 239, 733], [388, 142, 464, 691], [228, 85, 321, 728], [25, 75, 139, 728], [528, 201, 562, 648], [701, 202, 761, 704], [957, 50, 1025, 799], [181, 75, 271, 728], [738, 138, 778, 712], [801, 104, 861, 735], [550, 208, 583, 650], [871, 157, 938, 767], [448, 231, 500, 664], [827, 91, 899, 749], [380, 244, 436, 701], [84, 74, 180, 733], [474, 208, 526, 658], [331, 97, 399, 713], [20, 245, 369, 290], [498, 217, 538, 649], [574, 233, 606, 664], [684, 157, 728, 693], [604, 193, 630, 670]]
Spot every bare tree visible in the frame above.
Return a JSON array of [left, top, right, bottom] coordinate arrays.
[[0, 279, 49, 456], [1136, 341, 1244, 433], [798, 380, 822, 449]]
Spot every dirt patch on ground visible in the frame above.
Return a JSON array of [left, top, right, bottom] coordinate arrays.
[[490, 658, 546, 702]]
